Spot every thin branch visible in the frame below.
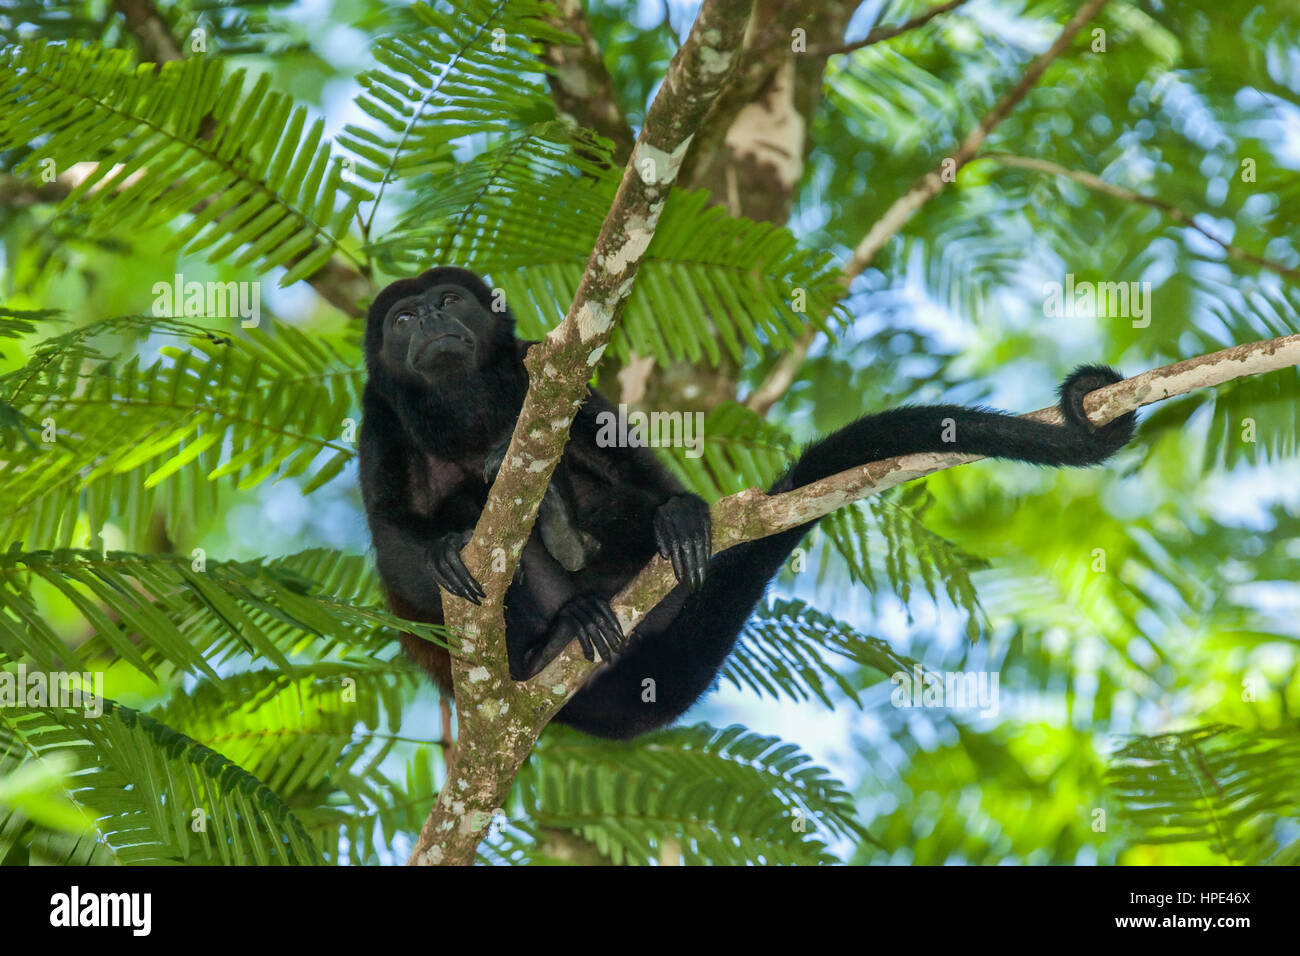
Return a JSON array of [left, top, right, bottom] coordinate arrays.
[[752, 0, 1110, 415], [808, 0, 975, 57], [541, 0, 637, 165], [112, 0, 183, 63], [844, 0, 1110, 280], [745, 327, 815, 415], [536, 333, 1300, 695], [985, 152, 1300, 283]]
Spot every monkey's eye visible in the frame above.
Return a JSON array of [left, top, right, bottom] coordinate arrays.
[[393, 311, 414, 328], [439, 292, 461, 308]]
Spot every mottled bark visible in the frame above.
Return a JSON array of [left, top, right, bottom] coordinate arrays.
[[408, 0, 756, 867]]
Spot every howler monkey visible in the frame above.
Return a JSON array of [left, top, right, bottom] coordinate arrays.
[[361, 267, 1136, 740]]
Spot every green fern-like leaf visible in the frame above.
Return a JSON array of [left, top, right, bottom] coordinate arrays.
[[521, 723, 868, 864], [156, 662, 418, 802], [0, 43, 369, 284], [1106, 723, 1300, 864], [0, 700, 317, 864], [340, 0, 569, 205], [0, 547, 443, 683], [659, 400, 798, 500], [0, 316, 363, 547], [728, 598, 920, 708], [822, 485, 989, 635]]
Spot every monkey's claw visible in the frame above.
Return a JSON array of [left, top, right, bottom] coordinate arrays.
[[654, 494, 711, 591], [426, 531, 484, 605], [557, 594, 626, 664]]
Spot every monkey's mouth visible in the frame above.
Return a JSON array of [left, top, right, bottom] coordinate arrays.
[[413, 334, 471, 363]]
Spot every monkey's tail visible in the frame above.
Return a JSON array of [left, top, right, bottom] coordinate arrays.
[[556, 366, 1135, 738]]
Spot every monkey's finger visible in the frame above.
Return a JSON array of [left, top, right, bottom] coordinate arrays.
[[582, 605, 616, 661], [670, 538, 691, 590], [458, 562, 486, 601], [565, 610, 596, 661], [593, 600, 625, 653], [585, 620, 612, 662], [575, 625, 596, 662], [438, 554, 483, 605], [676, 530, 701, 590], [447, 546, 486, 600], [448, 559, 483, 600], [689, 533, 708, 591], [659, 512, 688, 583], [654, 510, 677, 560]]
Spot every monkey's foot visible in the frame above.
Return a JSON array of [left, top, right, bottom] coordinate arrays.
[[653, 494, 712, 591], [516, 595, 627, 679]]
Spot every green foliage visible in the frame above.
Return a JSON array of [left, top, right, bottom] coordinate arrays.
[[726, 598, 920, 708], [660, 399, 798, 498], [0, 43, 369, 285], [1, 700, 316, 864], [370, 125, 846, 367], [1107, 725, 1300, 864], [1140, 363, 1300, 469], [340, 0, 568, 192], [0, 547, 442, 682], [1, 0, 1297, 868], [0, 315, 361, 547], [822, 485, 989, 635], [516, 724, 868, 865], [0, 0, 306, 56]]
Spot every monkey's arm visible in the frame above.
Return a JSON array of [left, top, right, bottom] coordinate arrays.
[[360, 388, 484, 607]]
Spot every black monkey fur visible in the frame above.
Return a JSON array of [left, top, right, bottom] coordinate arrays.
[[360, 267, 1137, 740]]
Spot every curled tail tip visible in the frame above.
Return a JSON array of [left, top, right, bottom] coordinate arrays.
[[1061, 363, 1125, 393], [1059, 363, 1136, 461]]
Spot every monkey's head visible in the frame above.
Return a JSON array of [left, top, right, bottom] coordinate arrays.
[[365, 267, 517, 390]]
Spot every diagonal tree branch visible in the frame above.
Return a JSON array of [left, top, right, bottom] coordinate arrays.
[[541, 333, 1300, 695], [844, 0, 1111, 280], [984, 152, 1300, 283], [808, 0, 975, 57], [749, 0, 1111, 416], [407, 0, 756, 867]]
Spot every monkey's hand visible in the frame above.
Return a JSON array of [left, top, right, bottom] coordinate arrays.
[[654, 494, 712, 592], [426, 531, 485, 605], [515, 594, 627, 679]]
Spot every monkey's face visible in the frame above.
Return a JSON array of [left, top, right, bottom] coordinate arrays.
[[379, 281, 496, 382]]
